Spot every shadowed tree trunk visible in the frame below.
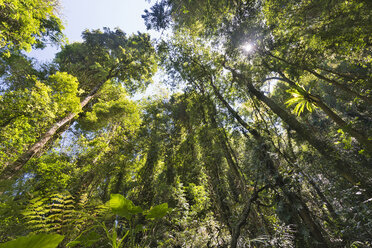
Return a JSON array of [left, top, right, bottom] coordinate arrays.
[[222, 68, 367, 186], [267, 68, 372, 154], [137, 141, 160, 208], [265, 52, 372, 105], [208, 78, 330, 246], [230, 185, 270, 248]]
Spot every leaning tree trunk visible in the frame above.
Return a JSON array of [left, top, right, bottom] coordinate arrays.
[[252, 130, 329, 247], [0, 79, 108, 182], [208, 107, 247, 198], [230, 185, 270, 248], [208, 80, 330, 246], [266, 52, 372, 105], [270, 69, 372, 154], [243, 78, 363, 184], [222, 69, 367, 187]]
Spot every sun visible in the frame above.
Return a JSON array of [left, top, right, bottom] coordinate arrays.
[[243, 43, 254, 53]]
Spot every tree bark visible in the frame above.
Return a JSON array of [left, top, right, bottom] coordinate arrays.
[[230, 185, 269, 248], [265, 52, 372, 105], [226, 70, 365, 186], [208, 110, 247, 198], [209, 78, 330, 246], [137, 141, 160, 208], [271, 71, 372, 155], [0, 79, 107, 182], [314, 99, 372, 154], [200, 104, 234, 234]]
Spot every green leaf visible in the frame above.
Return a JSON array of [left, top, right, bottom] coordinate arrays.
[[145, 203, 170, 220], [285, 88, 316, 116], [65, 241, 80, 247], [109, 194, 143, 220], [0, 233, 64, 248], [134, 224, 146, 234], [66, 230, 100, 247]]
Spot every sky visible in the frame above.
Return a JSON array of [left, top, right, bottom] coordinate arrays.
[[30, 0, 155, 61], [29, 0, 168, 97]]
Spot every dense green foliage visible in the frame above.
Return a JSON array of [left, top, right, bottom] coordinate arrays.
[[0, 0, 371, 247], [0, 0, 64, 56]]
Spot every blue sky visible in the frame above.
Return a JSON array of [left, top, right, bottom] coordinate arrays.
[[30, 0, 168, 98], [30, 0, 155, 61], [61, 0, 153, 42]]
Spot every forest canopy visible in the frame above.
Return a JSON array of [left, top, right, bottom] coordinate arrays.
[[0, 0, 371, 247]]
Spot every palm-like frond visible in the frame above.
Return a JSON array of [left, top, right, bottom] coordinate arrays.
[[285, 88, 317, 116]]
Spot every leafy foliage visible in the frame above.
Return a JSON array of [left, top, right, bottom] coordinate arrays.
[[0, 233, 64, 248], [23, 192, 76, 234], [0, 72, 81, 167], [109, 194, 143, 220], [285, 88, 317, 116], [0, 0, 64, 56], [145, 203, 170, 220], [1, 0, 372, 247]]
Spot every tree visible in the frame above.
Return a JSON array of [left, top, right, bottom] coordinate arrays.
[[141, 0, 372, 245], [0, 28, 157, 182], [1, 0, 372, 247], [0, 0, 64, 56]]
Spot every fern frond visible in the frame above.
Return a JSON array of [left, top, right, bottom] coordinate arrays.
[[285, 88, 317, 116]]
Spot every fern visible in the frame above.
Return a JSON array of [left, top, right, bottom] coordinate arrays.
[[285, 88, 317, 116], [23, 197, 50, 233], [23, 192, 77, 235]]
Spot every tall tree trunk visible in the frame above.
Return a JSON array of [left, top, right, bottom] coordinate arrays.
[[306, 176, 339, 222], [208, 79, 330, 246], [200, 105, 234, 234], [230, 185, 269, 248], [224, 70, 366, 186], [284, 130, 340, 223], [112, 171, 124, 194], [271, 70, 372, 154], [286, 191, 329, 247], [265, 52, 372, 105], [314, 99, 372, 154], [256, 134, 329, 247], [0, 79, 108, 182], [137, 141, 159, 208], [208, 110, 247, 199]]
